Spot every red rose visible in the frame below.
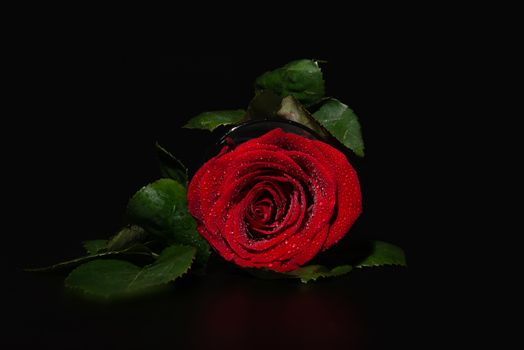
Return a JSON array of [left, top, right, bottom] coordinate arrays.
[[188, 128, 362, 272]]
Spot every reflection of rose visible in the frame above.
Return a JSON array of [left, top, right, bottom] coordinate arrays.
[[188, 128, 361, 272], [190, 283, 365, 349]]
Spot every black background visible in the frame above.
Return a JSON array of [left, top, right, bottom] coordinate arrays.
[[6, 54, 433, 349]]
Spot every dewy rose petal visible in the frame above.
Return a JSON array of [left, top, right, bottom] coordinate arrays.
[[187, 128, 362, 272]]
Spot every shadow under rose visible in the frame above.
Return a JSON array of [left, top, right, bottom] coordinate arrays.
[[11, 252, 410, 350]]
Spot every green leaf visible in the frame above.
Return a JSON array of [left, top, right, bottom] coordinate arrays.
[[183, 110, 245, 131], [155, 142, 188, 185], [255, 59, 325, 106], [65, 245, 196, 299], [82, 240, 108, 255], [312, 98, 365, 156], [355, 241, 407, 268], [287, 265, 353, 283], [277, 96, 328, 136], [245, 264, 352, 283], [245, 90, 284, 120], [126, 179, 210, 265], [25, 244, 155, 272], [245, 241, 405, 282], [106, 225, 148, 252]]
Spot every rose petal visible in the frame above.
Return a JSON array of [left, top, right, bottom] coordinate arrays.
[[314, 141, 362, 249], [187, 128, 362, 272]]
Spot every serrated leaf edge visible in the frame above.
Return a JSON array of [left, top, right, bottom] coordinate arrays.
[[127, 246, 196, 290], [25, 247, 154, 272], [355, 260, 407, 268], [297, 265, 353, 284], [64, 245, 196, 299]]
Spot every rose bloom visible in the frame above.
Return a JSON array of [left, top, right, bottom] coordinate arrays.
[[188, 128, 361, 272]]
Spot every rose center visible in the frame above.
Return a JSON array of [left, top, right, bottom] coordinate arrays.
[[248, 197, 275, 224], [244, 184, 288, 239]]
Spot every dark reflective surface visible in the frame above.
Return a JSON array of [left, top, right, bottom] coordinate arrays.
[[10, 259, 411, 349]]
